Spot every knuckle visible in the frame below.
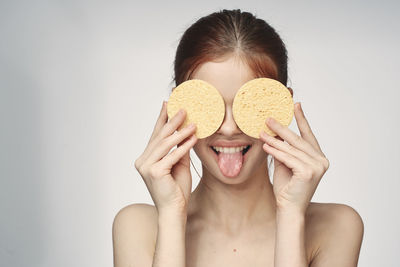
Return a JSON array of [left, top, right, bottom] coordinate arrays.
[[160, 120, 174, 132], [172, 111, 185, 123], [304, 168, 314, 180], [165, 121, 182, 135], [139, 163, 149, 176], [182, 124, 194, 133], [318, 156, 330, 170], [316, 164, 325, 175], [170, 128, 189, 145], [134, 158, 142, 171], [323, 157, 330, 170], [164, 132, 178, 146], [174, 129, 183, 138], [312, 160, 322, 172]]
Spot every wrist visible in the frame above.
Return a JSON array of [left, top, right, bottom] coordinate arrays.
[[276, 206, 306, 219], [157, 206, 188, 225], [276, 202, 309, 216]]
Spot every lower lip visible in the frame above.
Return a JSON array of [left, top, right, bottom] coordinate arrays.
[[209, 146, 252, 164]]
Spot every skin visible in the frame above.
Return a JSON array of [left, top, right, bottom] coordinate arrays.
[[112, 54, 364, 267]]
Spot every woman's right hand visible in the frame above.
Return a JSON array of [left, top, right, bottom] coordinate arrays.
[[134, 101, 198, 215]]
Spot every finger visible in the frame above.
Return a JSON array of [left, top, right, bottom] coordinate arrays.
[[262, 142, 305, 171], [294, 102, 325, 156], [260, 131, 317, 166], [265, 116, 322, 159], [156, 108, 188, 142], [141, 107, 187, 162], [160, 134, 198, 169], [148, 101, 168, 144], [175, 135, 193, 170], [147, 123, 197, 164]]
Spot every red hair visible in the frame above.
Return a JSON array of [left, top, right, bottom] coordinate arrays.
[[172, 9, 288, 87]]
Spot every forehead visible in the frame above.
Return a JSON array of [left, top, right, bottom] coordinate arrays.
[[190, 56, 256, 104]]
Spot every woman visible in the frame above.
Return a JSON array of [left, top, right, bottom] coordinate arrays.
[[113, 9, 364, 267]]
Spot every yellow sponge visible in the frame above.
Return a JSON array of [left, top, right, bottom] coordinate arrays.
[[167, 79, 225, 139], [232, 78, 294, 138]]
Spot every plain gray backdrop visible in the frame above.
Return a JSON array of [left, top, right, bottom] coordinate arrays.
[[1, 1, 399, 266]]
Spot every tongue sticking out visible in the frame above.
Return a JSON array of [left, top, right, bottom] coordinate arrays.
[[217, 151, 244, 177]]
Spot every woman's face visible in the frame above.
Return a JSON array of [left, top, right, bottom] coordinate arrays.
[[191, 54, 271, 184]]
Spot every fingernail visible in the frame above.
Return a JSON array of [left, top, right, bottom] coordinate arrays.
[[187, 123, 195, 129], [267, 117, 274, 124], [179, 109, 185, 115]]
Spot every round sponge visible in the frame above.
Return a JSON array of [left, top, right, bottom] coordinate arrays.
[[232, 78, 294, 138], [167, 79, 225, 139]]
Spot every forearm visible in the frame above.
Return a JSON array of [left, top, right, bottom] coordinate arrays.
[[274, 210, 308, 267], [152, 210, 187, 267]]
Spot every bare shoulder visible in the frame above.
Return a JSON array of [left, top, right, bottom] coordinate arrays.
[[306, 202, 364, 237], [112, 203, 158, 267], [305, 202, 364, 266]]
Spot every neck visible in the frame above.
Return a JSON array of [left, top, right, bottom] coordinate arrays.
[[189, 158, 277, 235]]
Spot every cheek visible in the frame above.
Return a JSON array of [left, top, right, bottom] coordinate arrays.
[[253, 141, 270, 157], [192, 142, 208, 159], [192, 142, 216, 171]]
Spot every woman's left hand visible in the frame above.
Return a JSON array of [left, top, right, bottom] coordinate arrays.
[[259, 102, 330, 215]]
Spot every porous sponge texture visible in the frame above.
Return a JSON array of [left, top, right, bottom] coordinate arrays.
[[167, 79, 225, 139], [232, 78, 294, 138]]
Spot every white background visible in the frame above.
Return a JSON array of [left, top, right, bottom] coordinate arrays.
[[1, 1, 399, 266]]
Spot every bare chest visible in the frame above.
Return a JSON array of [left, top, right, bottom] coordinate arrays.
[[185, 228, 276, 267]]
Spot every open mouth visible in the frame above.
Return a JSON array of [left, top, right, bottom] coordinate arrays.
[[209, 144, 252, 177], [210, 145, 252, 156]]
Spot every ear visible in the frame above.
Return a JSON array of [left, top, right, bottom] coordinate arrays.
[[287, 87, 293, 97]]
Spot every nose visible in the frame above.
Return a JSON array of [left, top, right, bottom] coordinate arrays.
[[215, 105, 242, 136]]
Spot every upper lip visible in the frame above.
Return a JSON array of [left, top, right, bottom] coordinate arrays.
[[210, 140, 252, 147]]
